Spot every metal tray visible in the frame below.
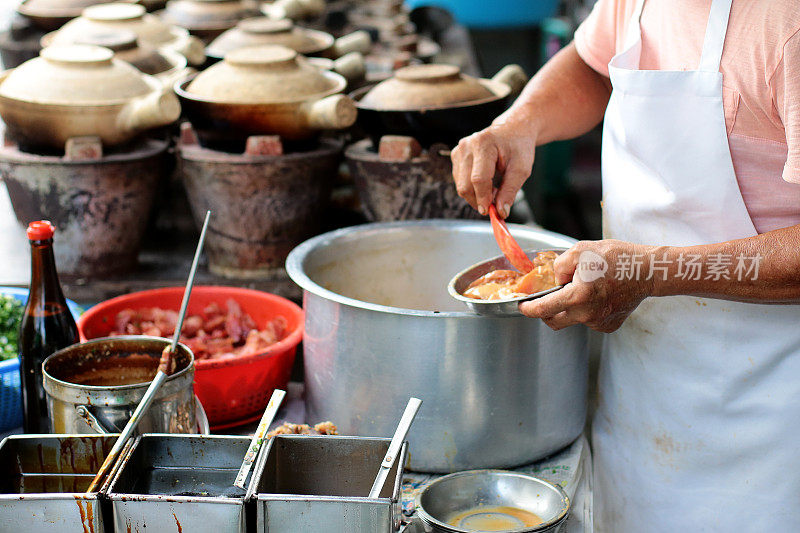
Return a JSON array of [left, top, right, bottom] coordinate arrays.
[[0, 434, 119, 533], [247, 435, 408, 533], [106, 434, 252, 533]]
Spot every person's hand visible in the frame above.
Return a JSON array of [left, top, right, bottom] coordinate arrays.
[[451, 121, 537, 218], [519, 240, 658, 333]]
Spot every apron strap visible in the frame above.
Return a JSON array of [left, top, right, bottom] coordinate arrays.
[[698, 0, 733, 72], [622, 0, 646, 51]]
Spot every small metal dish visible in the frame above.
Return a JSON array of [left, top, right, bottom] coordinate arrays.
[[416, 470, 570, 533], [447, 249, 566, 317]]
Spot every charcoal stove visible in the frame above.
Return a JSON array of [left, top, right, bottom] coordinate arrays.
[[0, 134, 169, 278], [345, 136, 479, 222], [178, 123, 343, 278]]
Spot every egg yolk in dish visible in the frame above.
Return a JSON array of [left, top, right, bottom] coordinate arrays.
[[463, 251, 558, 300]]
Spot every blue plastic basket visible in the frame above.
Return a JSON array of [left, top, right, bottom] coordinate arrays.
[[0, 287, 81, 432]]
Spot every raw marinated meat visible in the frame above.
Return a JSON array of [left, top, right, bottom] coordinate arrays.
[[109, 299, 287, 360], [463, 251, 559, 300]]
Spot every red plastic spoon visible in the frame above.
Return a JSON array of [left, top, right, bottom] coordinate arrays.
[[489, 204, 535, 273]]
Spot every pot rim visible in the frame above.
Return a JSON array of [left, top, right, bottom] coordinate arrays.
[[284, 220, 576, 319], [415, 469, 570, 533], [42, 335, 194, 392]]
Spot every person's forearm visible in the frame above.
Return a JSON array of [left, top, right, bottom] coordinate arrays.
[[647, 225, 800, 303], [493, 42, 612, 146]]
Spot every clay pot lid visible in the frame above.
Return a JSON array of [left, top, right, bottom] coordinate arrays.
[[161, 0, 252, 29], [47, 2, 182, 48], [359, 63, 497, 111], [75, 29, 138, 52], [83, 3, 146, 21], [0, 44, 156, 105], [186, 44, 344, 103], [73, 30, 181, 76], [18, 0, 103, 16], [206, 16, 331, 58], [41, 43, 115, 65]]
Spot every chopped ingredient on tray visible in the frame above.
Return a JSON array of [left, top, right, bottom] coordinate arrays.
[[266, 421, 338, 438], [463, 251, 558, 300], [0, 294, 24, 361], [110, 299, 287, 360]]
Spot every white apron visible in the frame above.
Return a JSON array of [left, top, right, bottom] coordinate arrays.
[[594, 0, 800, 530]]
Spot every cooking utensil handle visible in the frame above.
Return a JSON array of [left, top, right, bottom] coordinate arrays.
[[369, 397, 422, 499], [489, 204, 535, 273], [86, 370, 167, 493], [168, 210, 211, 354], [86, 213, 211, 493], [233, 388, 286, 489]]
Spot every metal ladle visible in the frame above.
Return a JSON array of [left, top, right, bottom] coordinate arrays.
[[368, 397, 422, 499], [85, 210, 211, 493], [233, 388, 286, 489]]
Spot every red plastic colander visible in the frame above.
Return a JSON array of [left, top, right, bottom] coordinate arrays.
[[77, 286, 303, 429]]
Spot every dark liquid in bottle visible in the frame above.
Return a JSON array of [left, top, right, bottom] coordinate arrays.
[[19, 233, 79, 434], [20, 302, 79, 433]]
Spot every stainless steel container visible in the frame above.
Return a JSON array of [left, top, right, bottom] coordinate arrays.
[[286, 220, 588, 473], [248, 435, 407, 533], [106, 434, 251, 533], [43, 336, 197, 435], [0, 434, 118, 532], [416, 470, 570, 532]]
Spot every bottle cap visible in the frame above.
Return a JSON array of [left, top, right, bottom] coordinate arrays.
[[26, 220, 55, 241]]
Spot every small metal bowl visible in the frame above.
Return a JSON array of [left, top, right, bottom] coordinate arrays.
[[447, 249, 566, 317], [417, 470, 570, 533]]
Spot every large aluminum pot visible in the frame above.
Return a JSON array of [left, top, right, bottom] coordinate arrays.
[[286, 220, 588, 473]]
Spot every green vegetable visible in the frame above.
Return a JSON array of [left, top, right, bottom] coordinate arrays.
[[0, 294, 24, 361]]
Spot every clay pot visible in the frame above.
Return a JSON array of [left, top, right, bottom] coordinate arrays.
[[353, 64, 528, 147], [42, 3, 206, 65], [159, 0, 259, 42], [178, 133, 342, 278], [74, 30, 192, 86], [0, 44, 181, 151], [177, 45, 356, 146], [16, 0, 107, 31], [1, 137, 168, 278], [205, 17, 370, 61]]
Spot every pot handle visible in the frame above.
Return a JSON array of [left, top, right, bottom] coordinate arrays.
[[332, 52, 366, 82], [332, 30, 372, 58], [492, 64, 528, 96], [163, 33, 206, 66], [195, 394, 210, 435], [75, 405, 110, 434], [120, 88, 181, 134], [157, 66, 197, 90], [302, 94, 357, 131]]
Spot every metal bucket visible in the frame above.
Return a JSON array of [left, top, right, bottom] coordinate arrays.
[[106, 434, 252, 533], [0, 434, 119, 533], [286, 220, 589, 473], [248, 435, 407, 533], [43, 336, 198, 435]]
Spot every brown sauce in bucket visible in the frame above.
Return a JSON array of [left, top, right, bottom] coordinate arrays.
[[447, 506, 543, 530], [45, 345, 190, 387]]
